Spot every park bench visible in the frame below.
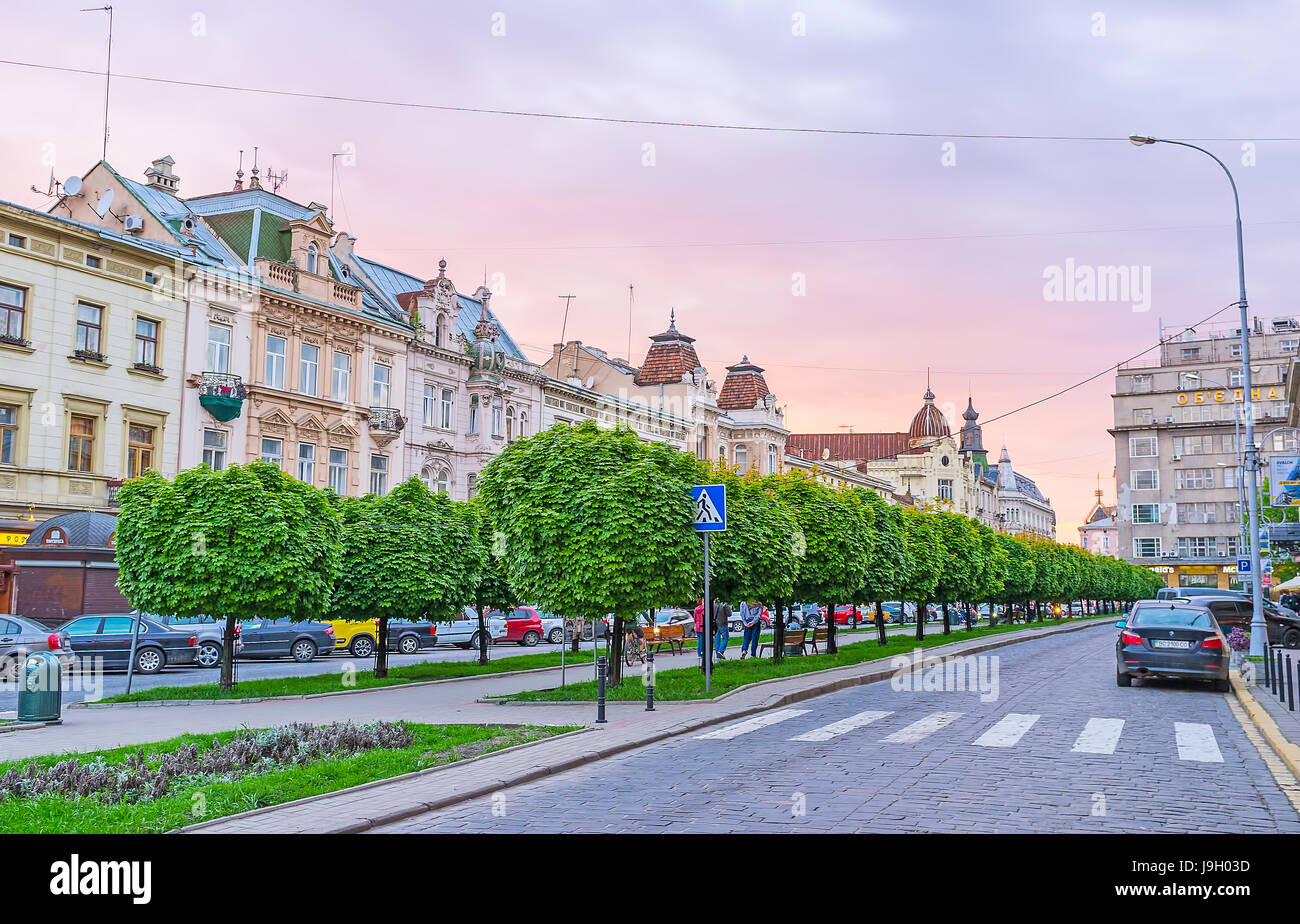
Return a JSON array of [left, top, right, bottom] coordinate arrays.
[[644, 623, 686, 655], [807, 626, 830, 654], [759, 628, 807, 657]]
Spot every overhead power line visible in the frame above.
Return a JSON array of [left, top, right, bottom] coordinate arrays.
[[1, 58, 1297, 142]]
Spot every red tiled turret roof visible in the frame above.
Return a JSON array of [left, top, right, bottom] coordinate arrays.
[[636, 310, 702, 386], [717, 355, 771, 410]]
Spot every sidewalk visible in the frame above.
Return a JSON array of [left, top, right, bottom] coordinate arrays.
[[1231, 656, 1300, 779], [183, 618, 1105, 833]]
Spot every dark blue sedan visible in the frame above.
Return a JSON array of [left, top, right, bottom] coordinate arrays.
[[1116, 601, 1229, 691]]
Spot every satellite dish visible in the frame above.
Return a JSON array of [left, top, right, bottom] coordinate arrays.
[[585, 376, 594, 389], [94, 188, 114, 218], [63, 176, 83, 196]]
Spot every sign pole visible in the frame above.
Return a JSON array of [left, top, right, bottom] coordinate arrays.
[[690, 483, 726, 697], [704, 532, 712, 693]]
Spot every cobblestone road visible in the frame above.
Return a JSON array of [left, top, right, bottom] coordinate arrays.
[[374, 624, 1300, 833]]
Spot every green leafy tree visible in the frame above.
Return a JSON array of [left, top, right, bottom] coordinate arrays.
[[476, 422, 699, 685], [969, 522, 1008, 628], [330, 477, 482, 678], [900, 508, 945, 640], [851, 489, 909, 645], [469, 499, 520, 666], [930, 511, 980, 634], [115, 461, 342, 690], [994, 534, 1036, 620]]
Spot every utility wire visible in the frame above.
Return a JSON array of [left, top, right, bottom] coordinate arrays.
[[1, 58, 1297, 142]]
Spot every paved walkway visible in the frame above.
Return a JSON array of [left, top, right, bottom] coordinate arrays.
[[184, 619, 1105, 833]]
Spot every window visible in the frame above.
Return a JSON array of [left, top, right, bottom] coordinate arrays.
[[0, 283, 25, 341], [1224, 467, 1236, 489], [372, 363, 391, 407], [6, 234, 24, 248], [298, 344, 319, 396], [1229, 369, 1244, 387], [0, 405, 17, 464], [469, 396, 479, 435], [328, 449, 348, 494], [1177, 503, 1218, 524], [331, 351, 350, 402], [68, 415, 94, 472], [1177, 536, 1216, 558], [491, 397, 503, 437], [369, 454, 388, 495], [419, 468, 432, 488], [937, 478, 953, 501], [265, 335, 286, 389], [297, 442, 315, 483], [435, 314, 445, 347], [1131, 470, 1158, 490], [126, 424, 155, 478], [506, 406, 516, 441], [1282, 340, 1299, 354], [260, 437, 283, 467], [1176, 468, 1215, 490], [467, 472, 477, 498], [1230, 342, 1242, 358], [85, 254, 101, 269], [206, 323, 231, 373], [202, 428, 226, 471], [1131, 503, 1159, 524], [1173, 435, 1213, 456], [436, 469, 450, 494], [306, 242, 319, 275], [1131, 375, 1152, 394], [1222, 434, 1239, 454], [735, 445, 748, 471], [1129, 436, 1157, 457], [1132, 408, 1154, 426], [75, 302, 103, 354], [1178, 371, 1200, 389], [1133, 537, 1161, 558], [423, 384, 437, 427], [442, 389, 454, 430], [696, 429, 706, 460], [768, 444, 777, 474], [134, 317, 159, 367], [144, 270, 158, 285], [1181, 348, 1201, 361], [1274, 432, 1299, 452]]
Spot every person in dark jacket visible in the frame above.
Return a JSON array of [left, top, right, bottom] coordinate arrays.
[[713, 599, 732, 659]]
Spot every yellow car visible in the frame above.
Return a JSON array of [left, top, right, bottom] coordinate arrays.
[[324, 619, 379, 657]]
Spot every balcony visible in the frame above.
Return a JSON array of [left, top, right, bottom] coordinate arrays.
[[368, 406, 406, 445], [198, 372, 247, 421]]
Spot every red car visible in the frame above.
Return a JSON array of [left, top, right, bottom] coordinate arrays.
[[727, 606, 771, 633], [831, 605, 868, 627], [488, 607, 545, 647]]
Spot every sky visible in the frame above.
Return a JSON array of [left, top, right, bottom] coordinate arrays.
[[2, 0, 1298, 537]]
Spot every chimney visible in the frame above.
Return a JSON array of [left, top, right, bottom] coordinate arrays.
[[144, 156, 180, 194]]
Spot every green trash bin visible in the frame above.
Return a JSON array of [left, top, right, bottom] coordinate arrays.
[[17, 650, 63, 723]]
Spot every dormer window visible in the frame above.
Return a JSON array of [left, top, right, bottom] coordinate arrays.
[[306, 242, 319, 275]]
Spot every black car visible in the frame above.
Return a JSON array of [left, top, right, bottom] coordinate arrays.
[[233, 617, 336, 662], [386, 619, 439, 654], [1115, 601, 1229, 691], [57, 614, 199, 674], [1186, 594, 1300, 649]]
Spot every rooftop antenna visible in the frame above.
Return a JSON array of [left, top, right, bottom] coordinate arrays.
[[329, 152, 348, 218], [627, 283, 634, 364], [553, 294, 576, 378], [266, 166, 289, 194], [81, 5, 113, 161]]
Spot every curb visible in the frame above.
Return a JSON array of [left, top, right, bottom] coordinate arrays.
[[182, 616, 1104, 834], [0, 720, 61, 734], [1230, 671, 1300, 779]]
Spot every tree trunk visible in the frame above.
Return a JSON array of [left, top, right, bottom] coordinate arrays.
[[965, 602, 974, 631], [570, 616, 580, 654], [374, 615, 390, 679], [476, 604, 490, 666], [221, 613, 237, 691], [942, 601, 951, 635], [609, 614, 625, 686], [875, 601, 888, 646], [988, 601, 996, 628], [915, 601, 926, 641], [826, 603, 838, 655], [772, 598, 785, 663]]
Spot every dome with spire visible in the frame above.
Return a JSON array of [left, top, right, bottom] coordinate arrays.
[[908, 385, 950, 444]]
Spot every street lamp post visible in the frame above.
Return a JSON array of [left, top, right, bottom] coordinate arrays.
[[1130, 135, 1264, 656]]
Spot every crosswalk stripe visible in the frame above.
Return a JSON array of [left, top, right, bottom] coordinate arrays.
[[1174, 722, 1224, 763], [790, 710, 892, 742], [972, 713, 1041, 748], [694, 708, 810, 740], [1071, 718, 1125, 754], [880, 711, 963, 743]]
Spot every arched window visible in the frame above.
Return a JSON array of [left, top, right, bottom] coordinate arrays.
[[518, 412, 528, 439], [506, 406, 516, 441], [436, 469, 450, 494], [734, 445, 748, 471], [419, 468, 433, 488], [306, 242, 319, 275], [434, 313, 445, 347], [491, 396, 503, 437], [469, 395, 480, 434]]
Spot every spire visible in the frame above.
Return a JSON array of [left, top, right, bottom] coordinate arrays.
[[249, 146, 261, 190], [233, 149, 244, 191], [668, 308, 678, 334], [1000, 444, 1011, 463]]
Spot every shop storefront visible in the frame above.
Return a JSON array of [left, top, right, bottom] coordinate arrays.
[[1145, 563, 1241, 591], [11, 511, 127, 626]]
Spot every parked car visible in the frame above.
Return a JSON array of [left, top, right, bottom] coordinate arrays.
[[1157, 586, 1245, 602], [385, 618, 440, 654], [436, 607, 501, 650], [158, 615, 243, 668], [57, 613, 198, 674], [785, 604, 825, 629], [487, 607, 545, 646], [728, 605, 772, 633], [534, 610, 566, 645], [831, 605, 876, 628], [0, 616, 75, 682], [1115, 600, 1229, 691], [651, 608, 694, 638], [235, 617, 335, 662], [1180, 593, 1300, 649]]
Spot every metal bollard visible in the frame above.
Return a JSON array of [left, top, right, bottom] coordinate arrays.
[[1289, 655, 1296, 712], [1266, 644, 1273, 687], [596, 655, 607, 724], [645, 649, 655, 711]]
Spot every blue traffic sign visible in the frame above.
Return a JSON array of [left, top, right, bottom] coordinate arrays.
[[691, 484, 727, 531], [1238, 558, 1252, 573]]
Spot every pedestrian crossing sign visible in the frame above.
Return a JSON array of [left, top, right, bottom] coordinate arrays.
[[691, 484, 727, 531]]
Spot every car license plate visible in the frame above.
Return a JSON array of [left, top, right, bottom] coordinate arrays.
[[1151, 639, 1192, 649]]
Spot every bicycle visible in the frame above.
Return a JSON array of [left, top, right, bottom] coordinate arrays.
[[624, 627, 647, 666]]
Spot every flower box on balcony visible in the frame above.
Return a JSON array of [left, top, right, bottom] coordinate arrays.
[[73, 349, 108, 364], [0, 334, 31, 348], [132, 362, 163, 375]]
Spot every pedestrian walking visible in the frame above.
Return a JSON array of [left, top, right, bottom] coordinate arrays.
[[693, 598, 707, 666], [713, 599, 732, 659], [739, 600, 763, 659]]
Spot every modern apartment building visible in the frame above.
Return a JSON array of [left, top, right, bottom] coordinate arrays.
[[1111, 316, 1300, 589]]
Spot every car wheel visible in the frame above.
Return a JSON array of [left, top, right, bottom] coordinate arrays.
[[1213, 678, 1231, 692], [292, 639, 317, 663], [135, 647, 165, 675], [0, 657, 17, 684], [521, 630, 540, 647], [398, 635, 420, 655], [196, 642, 222, 668], [349, 635, 375, 658], [729, 620, 741, 633], [1115, 669, 1132, 687], [1284, 629, 1300, 650], [548, 627, 564, 644], [469, 631, 484, 651]]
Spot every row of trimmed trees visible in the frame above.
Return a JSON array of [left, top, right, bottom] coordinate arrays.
[[113, 422, 1164, 691]]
